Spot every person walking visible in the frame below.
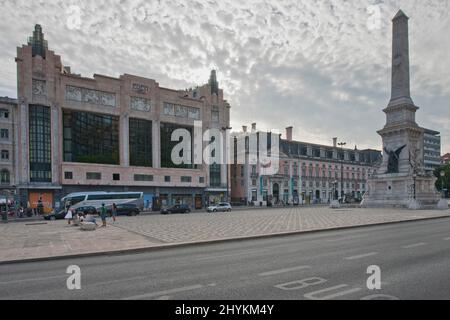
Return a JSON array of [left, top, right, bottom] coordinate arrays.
[[100, 203, 107, 228], [111, 203, 117, 223]]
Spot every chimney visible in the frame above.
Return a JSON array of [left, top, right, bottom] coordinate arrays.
[[242, 126, 248, 133], [333, 137, 337, 148], [251, 123, 256, 132], [286, 126, 293, 142]]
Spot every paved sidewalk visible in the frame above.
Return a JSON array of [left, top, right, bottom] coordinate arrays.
[[0, 207, 449, 263]]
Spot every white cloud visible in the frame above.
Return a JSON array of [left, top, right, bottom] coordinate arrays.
[[0, 0, 449, 152]]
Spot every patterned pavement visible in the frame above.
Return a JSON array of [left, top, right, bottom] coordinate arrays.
[[0, 206, 449, 263]]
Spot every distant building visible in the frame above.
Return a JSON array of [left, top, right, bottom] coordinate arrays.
[[442, 153, 450, 165], [13, 25, 231, 212], [422, 128, 441, 171], [0, 97, 17, 199], [230, 125, 382, 205]]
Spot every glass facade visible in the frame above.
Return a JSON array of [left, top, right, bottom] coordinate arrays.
[[29, 105, 52, 182], [160, 122, 195, 169], [210, 164, 221, 187], [63, 109, 119, 165], [129, 118, 152, 167]]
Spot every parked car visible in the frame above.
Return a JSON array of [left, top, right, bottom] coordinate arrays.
[[75, 206, 98, 216], [44, 209, 66, 220], [207, 203, 232, 213], [112, 203, 140, 216], [160, 204, 191, 215]]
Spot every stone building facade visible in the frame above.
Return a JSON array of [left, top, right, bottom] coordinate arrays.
[[14, 25, 231, 212], [0, 97, 17, 200], [230, 125, 381, 205]]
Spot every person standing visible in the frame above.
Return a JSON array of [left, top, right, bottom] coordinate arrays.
[[64, 206, 73, 225], [37, 197, 44, 216], [111, 203, 117, 223], [100, 203, 107, 227]]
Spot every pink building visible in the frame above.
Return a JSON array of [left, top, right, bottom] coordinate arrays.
[[12, 25, 231, 211]]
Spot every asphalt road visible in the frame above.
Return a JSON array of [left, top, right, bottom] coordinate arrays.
[[1, 218, 450, 300]]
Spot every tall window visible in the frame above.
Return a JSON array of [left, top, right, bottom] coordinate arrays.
[[0, 170, 10, 184], [1, 150, 9, 160], [160, 122, 195, 169], [0, 109, 9, 118], [0, 129, 9, 139], [29, 105, 51, 182], [210, 164, 221, 187], [129, 118, 152, 167], [63, 109, 119, 165]]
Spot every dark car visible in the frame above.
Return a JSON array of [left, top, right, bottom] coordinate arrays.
[[75, 206, 98, 216], [160, 204, 191, 215], [44, 209, 66, 220], [113, 203, 140, 216]]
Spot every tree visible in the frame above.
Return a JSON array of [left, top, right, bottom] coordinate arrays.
[[434, 165, 450, 196]]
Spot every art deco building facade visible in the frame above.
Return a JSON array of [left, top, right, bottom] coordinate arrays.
[[231, 125, 382, 205], [13, 25, 231, 212]]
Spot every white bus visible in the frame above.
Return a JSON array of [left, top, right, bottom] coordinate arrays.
[[61, 191, 144, 212]]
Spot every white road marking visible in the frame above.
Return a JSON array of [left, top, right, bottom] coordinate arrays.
[[402, 242, 427, 249], [443, 237, 450, 241], [197, 250, 267, 261], [0, 275, 66, 285], [122, 284, 208, 300], [304, 285, 362, 300], [344, 252, 378, 260], [258, 266, 311, 277]]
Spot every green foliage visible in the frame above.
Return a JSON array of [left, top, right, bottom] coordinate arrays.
[[434, 165, 450, 192]]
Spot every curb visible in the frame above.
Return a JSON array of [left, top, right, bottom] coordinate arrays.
[[1, 214, 449, 266]]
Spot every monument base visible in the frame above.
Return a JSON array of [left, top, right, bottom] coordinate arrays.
[[330, 200, 340, 209], [361, 173, 442, 210]]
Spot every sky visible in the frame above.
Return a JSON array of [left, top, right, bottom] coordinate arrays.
[[0, 0, 449, 153]]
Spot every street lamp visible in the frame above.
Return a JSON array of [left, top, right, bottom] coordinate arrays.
[[440, 170, 445, 199], [338, 142, 346, 201], [222, 126, 232, 203]]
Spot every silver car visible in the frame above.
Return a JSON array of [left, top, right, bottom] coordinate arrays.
[[207, 203, 232, 213]]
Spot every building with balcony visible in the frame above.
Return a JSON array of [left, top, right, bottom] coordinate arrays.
[[442, 153, 450, 165], [13, 25, 231, 212], [230, 125, 382, 205], [422, 128, 441, 171]]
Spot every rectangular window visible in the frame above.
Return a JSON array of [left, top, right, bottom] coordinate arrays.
[[29, 105, 52, 182], [134, 174, 153, 182], [0, 129, 9, 139], [86, 172, 101, 180], [181, 176, 192, 183], [0, 110, 9, 118], [165, 176, 171, 182], [63, 109, 119, 165], [211, 110, 219, 123], [199, 177, 205, 183], [129, 118, 152, 167], [64, 172, 73, 180], [1, 150, 9, 160], [160, 122, 195, 169], [210, 164, 221, 187], [113, 173, 120, 181]]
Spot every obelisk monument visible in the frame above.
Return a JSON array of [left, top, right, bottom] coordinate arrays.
[[361, 10, 444, 210]]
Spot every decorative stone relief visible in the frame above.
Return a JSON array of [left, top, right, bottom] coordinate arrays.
[[163, 102, 200, 120], [131, 96, 151, 112], [32, 79, 46, 96], [132, 83, 149, 94], [65, 85, 116, 107]]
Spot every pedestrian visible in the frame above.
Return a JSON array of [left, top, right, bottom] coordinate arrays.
[[37, 197, 44, 216], [100, 203, 107, 227], [64, 206, 73, 225], [111, 203, 117, 223]]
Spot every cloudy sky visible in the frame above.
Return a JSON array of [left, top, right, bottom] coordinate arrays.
[[0, 0, 449, 152]]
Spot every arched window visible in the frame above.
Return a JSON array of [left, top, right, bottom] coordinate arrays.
[[0, 169, 10, 184]]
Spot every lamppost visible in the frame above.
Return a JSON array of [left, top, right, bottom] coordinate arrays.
[[338, 142, 346, 201], [222, 126, 232, 203], [441, 170, 446, 199]]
